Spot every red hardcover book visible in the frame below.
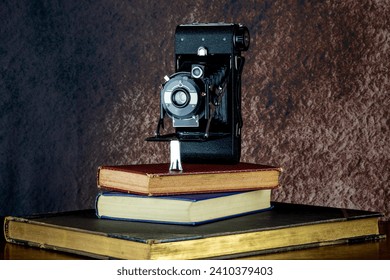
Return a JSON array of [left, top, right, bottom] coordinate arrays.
[[97, 162, 282, 195]]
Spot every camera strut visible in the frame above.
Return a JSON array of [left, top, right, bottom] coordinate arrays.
[[169, 140, 183, 172]]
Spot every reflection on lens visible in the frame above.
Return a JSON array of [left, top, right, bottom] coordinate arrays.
[[172, 90, 189, 107]]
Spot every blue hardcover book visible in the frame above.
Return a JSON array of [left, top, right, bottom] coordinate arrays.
[[95, 189, 272, 225]]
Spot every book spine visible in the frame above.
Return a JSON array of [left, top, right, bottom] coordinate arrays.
[[96, 166, 102, 188], [95, 193, 102, 219], [3, 217, 30, 244], [3, 217, 12, 243]]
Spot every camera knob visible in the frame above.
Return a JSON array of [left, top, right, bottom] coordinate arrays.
[[197, 46, 208, 56], [234, 26, 250, 51]]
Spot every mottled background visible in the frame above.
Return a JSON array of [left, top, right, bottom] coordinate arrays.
[[1, 0, 389, 219]]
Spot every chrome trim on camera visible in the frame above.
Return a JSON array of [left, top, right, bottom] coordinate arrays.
[[173, 115, 199, 127], [169, 140, 183, 172], [197, 46, 208, 56]]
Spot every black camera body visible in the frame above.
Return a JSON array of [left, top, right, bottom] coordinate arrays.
[[147, 23, 250, 164]]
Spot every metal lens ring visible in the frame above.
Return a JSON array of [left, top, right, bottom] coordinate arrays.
[[191, 66, 203, 79], [162, 74, 201, 119], [171, 89, 190, 108]]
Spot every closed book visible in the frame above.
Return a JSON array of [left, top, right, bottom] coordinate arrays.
[[97, 162, 282, 195], [95, 190, 272, 225], [4, 203, 382, 260]]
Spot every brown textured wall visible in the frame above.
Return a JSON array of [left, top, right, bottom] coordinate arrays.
[[1, 0, 389, 219]]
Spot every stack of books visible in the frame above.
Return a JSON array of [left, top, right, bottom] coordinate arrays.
[[95, 162, 282, 225], [3, 162, 383, 259]]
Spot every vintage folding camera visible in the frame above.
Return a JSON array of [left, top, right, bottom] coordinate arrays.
[[147, 23, 250, 164]]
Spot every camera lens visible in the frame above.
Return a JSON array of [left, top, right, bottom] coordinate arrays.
[[191, 66, 204, 79], [161, 73, 203, 120], [172, 90, 189, 107]]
